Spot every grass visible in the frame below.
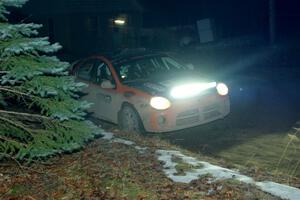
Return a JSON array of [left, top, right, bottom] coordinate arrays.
[[217, 131, 300, 180], [161, 91, 300, 185], [162, 124, 300, 186]]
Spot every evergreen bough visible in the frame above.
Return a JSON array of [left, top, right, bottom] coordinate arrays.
[[0, 0, 102, 161]]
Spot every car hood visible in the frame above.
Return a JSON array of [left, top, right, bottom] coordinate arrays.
[[124, 71, 215, 98]]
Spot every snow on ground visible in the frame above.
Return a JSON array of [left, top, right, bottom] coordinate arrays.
[[112, 138, 135, 146], [135, 146, 148, 151], [156, 150, 254, 184], [100, 131, 146, 153], [99, 131, 300, 200], [156, 149, 300, 200], [256, 182, 300, 200], [101, 131, 114, 140]]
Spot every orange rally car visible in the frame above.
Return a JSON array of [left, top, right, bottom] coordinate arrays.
[[71, 50, 230, 134]]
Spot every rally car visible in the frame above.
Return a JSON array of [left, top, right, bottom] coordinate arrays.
[[71, 50, 230, 133]]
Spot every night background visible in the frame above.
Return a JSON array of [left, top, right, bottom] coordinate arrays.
[[12, 0, 300, 56], [1, 0, 300, 199]]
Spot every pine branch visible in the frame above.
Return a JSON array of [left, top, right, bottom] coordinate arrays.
[[0, 135, 27, 147], [0, 0, 96, 161], [0, 109, 49, 120], [0, 86, 31, 97], [0, 152, 55, 176], [0, 153, 25, 171], [0, 115, 33, 136], [0, 110, 72, 132]]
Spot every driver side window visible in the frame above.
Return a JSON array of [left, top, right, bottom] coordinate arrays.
[[77, 61, 94, 81], [91, 62, 115, 88]]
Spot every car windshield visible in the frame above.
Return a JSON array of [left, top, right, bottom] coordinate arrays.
[[115, 56, 187, 82]]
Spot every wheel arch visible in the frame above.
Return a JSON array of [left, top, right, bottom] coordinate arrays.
[[117, 101, 146, 131], [117, 102, 137, 122]]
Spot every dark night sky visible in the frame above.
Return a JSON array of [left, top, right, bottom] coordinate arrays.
[[13, 0, 300, 38], [17, 0, 300, 29], [139, 0, 205, 27], [139, 0, 300, 29]]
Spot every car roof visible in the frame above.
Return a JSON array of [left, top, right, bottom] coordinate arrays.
[[96, 48, 169, 65]]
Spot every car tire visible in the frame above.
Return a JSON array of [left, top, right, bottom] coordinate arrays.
[[119, 105, 145, 134]]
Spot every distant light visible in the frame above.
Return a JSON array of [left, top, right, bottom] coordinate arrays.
[[114, 19, 126, 25]]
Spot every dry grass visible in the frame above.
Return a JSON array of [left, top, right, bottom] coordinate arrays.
[[218, 128, 300, 184]]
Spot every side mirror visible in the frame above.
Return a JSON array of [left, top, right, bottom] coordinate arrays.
[[101, 80, 115, 89], [186, 63, 195, 70]]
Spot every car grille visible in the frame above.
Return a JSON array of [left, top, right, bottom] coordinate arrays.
[[177, 109, 199, 118], [176, 109, 200, 126], [202, 103, 221, 120], [203, 110, 221, 120], [176, 115, 200, 126], [176, 103, 221, 126], [203, 103, 219, 112]]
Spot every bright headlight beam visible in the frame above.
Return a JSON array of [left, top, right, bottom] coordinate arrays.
[[170, 82, 217, 99], [150, 97, 171, 110]]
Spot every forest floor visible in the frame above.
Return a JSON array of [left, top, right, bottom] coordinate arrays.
[[1, 126, 297, 200]]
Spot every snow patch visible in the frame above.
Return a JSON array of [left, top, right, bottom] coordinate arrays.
[[99, 132, 146, 153], [156, 149, 300, 200], [135, 146, 148, 153], [101, 132, 114, 140], [256, 181, 300, 200], [156, 150, 254, 184], [112, 138, 135, 146]]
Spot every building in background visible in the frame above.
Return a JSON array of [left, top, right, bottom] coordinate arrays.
[[22, 0, 143, 58]]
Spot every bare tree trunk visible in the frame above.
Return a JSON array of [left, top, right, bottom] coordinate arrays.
[[269, 0, 276, 44]]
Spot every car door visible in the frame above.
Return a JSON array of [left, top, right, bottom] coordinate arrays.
[[90, 60, 120, 123], [75, 59, 102, 116], [75, 58, 120, 122]]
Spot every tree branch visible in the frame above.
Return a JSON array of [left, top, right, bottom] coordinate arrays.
[[0, 135, 28, 147], [0, 86, 31, 98], [0, 153, 24, 171], [0, 153, 51, 176], [0, 116, 33, 136], [0, 109, 71, 133], [0, 109, 50, 120]]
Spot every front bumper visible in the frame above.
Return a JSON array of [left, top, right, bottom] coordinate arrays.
[[142, 94, 230, 133]]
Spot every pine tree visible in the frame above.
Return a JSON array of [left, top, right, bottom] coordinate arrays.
[[0, 0, 102, 161]]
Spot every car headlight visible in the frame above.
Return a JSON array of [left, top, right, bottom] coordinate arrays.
[[216, 83, 229, 96], [150, 97, 171, 110]]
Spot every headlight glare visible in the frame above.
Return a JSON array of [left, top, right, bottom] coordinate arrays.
[[150, 97, 171, 110], [216, 83, 229, 96], [170, 82, 217, 99]]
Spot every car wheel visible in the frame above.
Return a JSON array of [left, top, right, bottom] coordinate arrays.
[[119, 105, 145, 134]]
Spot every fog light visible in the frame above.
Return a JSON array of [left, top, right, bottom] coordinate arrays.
[[158, 115, 166, 125]]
